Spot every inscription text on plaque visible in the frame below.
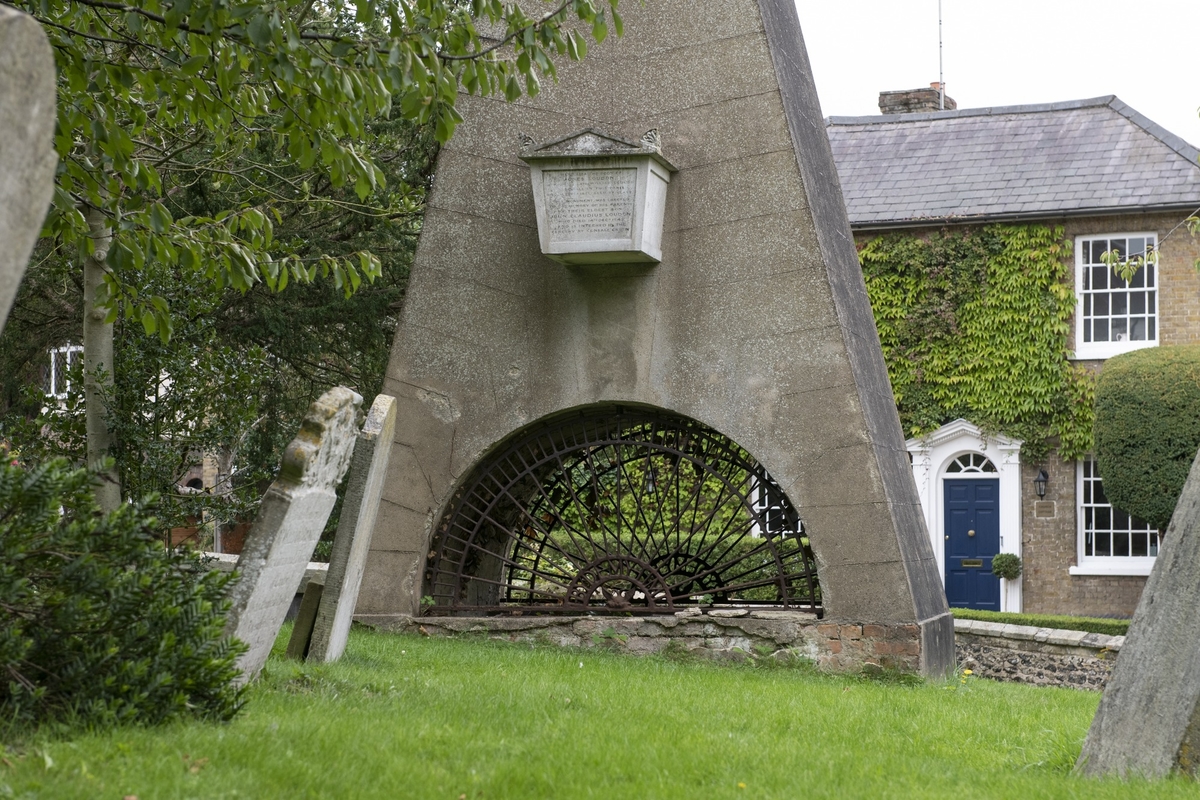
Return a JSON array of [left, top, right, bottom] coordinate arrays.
[[544, 169, 636, 243]]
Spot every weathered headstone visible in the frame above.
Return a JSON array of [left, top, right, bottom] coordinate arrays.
[[225, 386, 361, 682], [285, 577, 325, 660], [1077, 447, 1200, 778], [0, 7, 57, 334], [307, 394, 398, 662]]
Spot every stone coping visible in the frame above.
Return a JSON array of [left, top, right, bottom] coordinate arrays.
[[202, 551, 328, 592], [952, 617, 1124, 653]]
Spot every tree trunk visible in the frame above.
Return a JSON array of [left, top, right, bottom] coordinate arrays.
[[82, 203, 120, 511]]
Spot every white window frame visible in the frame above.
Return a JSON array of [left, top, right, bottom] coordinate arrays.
[[1069, 458, 1160, 577], [1074, 232, 1159, 360], [47, 344, 84, 399]]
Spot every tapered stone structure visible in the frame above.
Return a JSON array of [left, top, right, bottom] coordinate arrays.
[[361, 0, 953, 675]]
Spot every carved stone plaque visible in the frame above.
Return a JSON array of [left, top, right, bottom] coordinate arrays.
[[521, 129, 674, 265], [543, 168, 637, 243]]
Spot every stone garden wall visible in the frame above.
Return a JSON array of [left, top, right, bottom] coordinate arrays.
[[954, 618, 1123, 690], [358, 613, 1124, 690], [360, 611, 923, 672]]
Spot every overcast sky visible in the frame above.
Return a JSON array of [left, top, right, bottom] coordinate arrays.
[[795, 0, 1200, 147]]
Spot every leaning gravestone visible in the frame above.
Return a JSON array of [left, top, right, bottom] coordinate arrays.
[[0, 6, 57, 334], [1078, 447, 1200, 778], [225, 386, 361, 682], [306, 393, 397, 662]]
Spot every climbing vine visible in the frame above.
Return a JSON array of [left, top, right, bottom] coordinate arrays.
[[859, 224, 1095, 462]]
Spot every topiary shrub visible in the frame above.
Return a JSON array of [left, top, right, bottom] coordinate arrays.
[[990, 553, 1021, 581], [1093, 345, 1200, 531], [0, 459, 246, 728]]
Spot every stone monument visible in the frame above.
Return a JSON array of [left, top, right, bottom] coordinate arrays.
[[1077, 448, 1200, 778], [0, 7, 57, 333], [225, 386, 361, 682], [306, 393, 398, 662], [359, 0, 953, 675]]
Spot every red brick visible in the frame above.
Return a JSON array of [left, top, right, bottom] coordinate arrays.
[[842, 625, 862, 640], [862, 624, 886, 638]]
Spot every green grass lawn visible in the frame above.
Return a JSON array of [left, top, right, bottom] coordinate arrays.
[[3, 625, 1197, 799]]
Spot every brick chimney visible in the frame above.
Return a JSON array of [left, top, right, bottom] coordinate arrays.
[[878, 83, 957, 114]]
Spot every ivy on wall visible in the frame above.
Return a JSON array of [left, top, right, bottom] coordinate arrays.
[[858, 224, 1095, 462]]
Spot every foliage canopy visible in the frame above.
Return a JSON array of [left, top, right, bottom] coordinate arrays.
[[13, 0, 622, 336], [1093, 344, 1200, 531]]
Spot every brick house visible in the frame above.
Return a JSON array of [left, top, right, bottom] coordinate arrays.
[[827, 88, 1200, 617]]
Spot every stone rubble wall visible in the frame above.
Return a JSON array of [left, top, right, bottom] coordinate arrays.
[[357, 612, 1124, 689], [954, 618, 1124, 690], [358, 611, 923, 672]]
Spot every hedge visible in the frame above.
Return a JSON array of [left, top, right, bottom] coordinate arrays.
[[950, 609, 1129, 637], [1093, 344, 1200, 532]]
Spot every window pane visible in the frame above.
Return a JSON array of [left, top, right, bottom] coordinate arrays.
[[1113, 294, 1127, 315], [1130, 267, 1145, 288], [1132, 534, 1148, 557], [1080, 458, 1161, 562], [1147, 264, 1156, 288], [1110, 239, 1127, 259], [1093, 266, 1108, 290], [1112, 319, 1128, 341], [1148, 317, 1156, 340], [1131, 292, 1145, 314], [1094, 319, 1109, 341], [1130, 237, 1145, 256], [1094, 295, 1109, 315], [1131, 318, 1146, 341]]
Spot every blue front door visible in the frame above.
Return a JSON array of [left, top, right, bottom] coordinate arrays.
[[944, 479, 1000, 610]]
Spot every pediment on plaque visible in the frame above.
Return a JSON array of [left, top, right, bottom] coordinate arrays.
[[519, 128, 672, 169]]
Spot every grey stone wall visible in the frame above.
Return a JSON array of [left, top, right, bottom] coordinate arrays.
[[356, 614, 1122, 689], [954, 618, 1122, 690], [360, 612, 924, 672]]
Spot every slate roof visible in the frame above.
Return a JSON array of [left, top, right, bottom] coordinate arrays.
[[826, 96, 1200, 229]]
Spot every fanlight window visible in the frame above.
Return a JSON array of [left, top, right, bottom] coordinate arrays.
[[424, 406, 820, 616], [945, 453, 997, 474]]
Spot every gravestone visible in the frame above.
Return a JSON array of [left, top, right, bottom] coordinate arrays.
[[360, 0, 953, 675], [225, 386, 361, 682], [306, 394, 398, 662], [0, 7, 57, 333], [285, 577, 325, 660], [1077, 448, 1200, 778]]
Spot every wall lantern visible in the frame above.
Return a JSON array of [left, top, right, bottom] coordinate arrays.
[[1034, 468, 1049, 499], [520, 128, 676, 265]]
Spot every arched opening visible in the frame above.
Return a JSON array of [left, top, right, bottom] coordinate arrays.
[[423, 405, 821, 616]]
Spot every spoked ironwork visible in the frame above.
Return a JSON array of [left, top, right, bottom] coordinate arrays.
[[423, 406, 821, 616]]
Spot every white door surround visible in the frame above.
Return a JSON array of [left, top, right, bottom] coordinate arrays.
[[906, 419, 1023, 613]]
